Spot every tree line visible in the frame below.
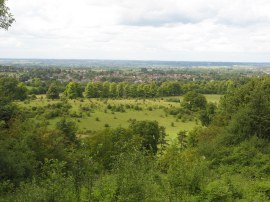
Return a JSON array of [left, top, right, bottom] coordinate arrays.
[[48, 80, 231, 99]]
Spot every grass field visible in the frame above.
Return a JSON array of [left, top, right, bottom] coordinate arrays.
[[18, 94, 222, 140]]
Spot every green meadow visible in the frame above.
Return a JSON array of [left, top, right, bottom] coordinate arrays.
[[18, 94, 222, 140]]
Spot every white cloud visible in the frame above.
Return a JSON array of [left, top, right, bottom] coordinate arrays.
[[1, 0, 270, 61]]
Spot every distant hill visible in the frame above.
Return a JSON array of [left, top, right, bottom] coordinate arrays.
[[0, 58, 270, 69]]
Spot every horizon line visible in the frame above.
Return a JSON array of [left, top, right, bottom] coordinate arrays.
[[1, 58, 270, 64]]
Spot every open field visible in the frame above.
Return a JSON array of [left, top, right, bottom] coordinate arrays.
[[18, 94, 222, 140]]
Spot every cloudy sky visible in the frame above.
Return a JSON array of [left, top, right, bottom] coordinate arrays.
[[1, 0, 270, 62]]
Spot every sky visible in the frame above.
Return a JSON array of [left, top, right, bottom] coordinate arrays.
[[1, 0, 270, 62]]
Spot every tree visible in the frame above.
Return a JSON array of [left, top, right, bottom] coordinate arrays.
[[16, 82, 28, 101], [149, 82, 158, 97], [116, 82, 126, 98], [85, 82, 97, 98], [0, 77, 18, 100], [0, 77, 27, 101], [177, 130, 188, 150], [92, 150, 165, 202], [0, 135, 37, 182], [64, 82, 82, 99], [158, 82, 182, 97], [167, 152, 208, 200], [137, 84, 145, 97], [46, 83, 59, 99], [199, 103, 217, 126], [182, 91, 207, 111], [102, 82, 110, 98], [0, 0, 15, 30], [109, 82, 117, 98], [221, 77, 270, 141], [95, 82, 103, 97], [127, 84, 138, 97], [12, 159, 77, 201], [0, 98, 16, 127], [56, 118, 78, 143], [129, 120, 166, 154], [170, 82, 182, 96]]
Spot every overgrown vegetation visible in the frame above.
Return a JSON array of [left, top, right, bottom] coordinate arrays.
[[0, 72, 270, 201]]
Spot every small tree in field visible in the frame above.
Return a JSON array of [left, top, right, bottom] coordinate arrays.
[[46, 83, 59, 99], [182, 91, 207, 111]]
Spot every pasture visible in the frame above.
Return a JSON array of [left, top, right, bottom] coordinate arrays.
[[18, 94, 222, 140]]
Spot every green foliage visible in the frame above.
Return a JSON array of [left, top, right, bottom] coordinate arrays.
[[221, 77, 270, 142], [92, 150, 167, 202], [64, 81, 83, 99], [83, 127, 140, 170], [0, 0, 15, 30], [199, 102, 217, 126], [204, 178, 238, 201], [177, 130, 188, 150], [56, 118, 78, 143], [84, 81, 183, 99], [167, 150, 208, 201], [0, 98, 16, 126], [0, 133, 37, 183], [129, 120, 166, 154], [0, 77, 28, 101], [13, 159, 77, 202], [1, 72, 270, 201], [158, 81, 182, 96], [85, 82, 99, 98], [182, 91, 207, 111], [46, 83, 60, 99], [16, 82, 28, 101]]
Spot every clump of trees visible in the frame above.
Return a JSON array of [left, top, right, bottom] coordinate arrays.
[[84, 81, 183, 98], [0, 77, 28, 101]]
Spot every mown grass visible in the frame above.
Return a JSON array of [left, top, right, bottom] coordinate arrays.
[[18, 94, 222, 140]]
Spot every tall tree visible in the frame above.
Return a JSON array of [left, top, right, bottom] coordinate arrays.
[[102, 82, 110, 98], [109, 82, 117, 98], [117, 82, 126, 98], [64, 82, 82, 99], [85, 82, 97, 98]]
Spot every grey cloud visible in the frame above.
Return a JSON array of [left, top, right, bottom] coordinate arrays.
[[120, 10, 270, 28], [119, 9, 217, 27], [216, 17, 270, 27], [121, 14, 202, 26], [117, 0, 270, 28]]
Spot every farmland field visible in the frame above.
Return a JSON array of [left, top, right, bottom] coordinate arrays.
[[18, 94, 222, 140]]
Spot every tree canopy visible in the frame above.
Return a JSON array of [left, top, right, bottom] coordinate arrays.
[[46, 83, 60, 99], [182, 91, 207, 111]]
